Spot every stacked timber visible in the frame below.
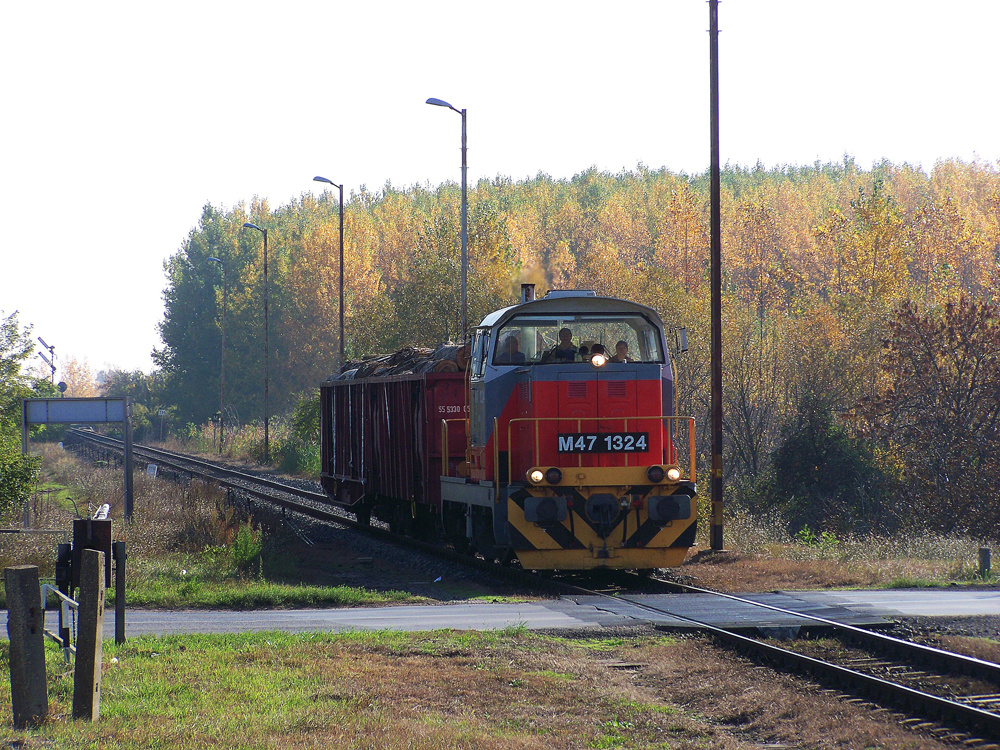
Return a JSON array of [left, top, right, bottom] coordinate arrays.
[[332, 343, 470, 380]]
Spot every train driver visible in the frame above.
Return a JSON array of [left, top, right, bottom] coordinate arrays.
[[498, 334, 526, 364]]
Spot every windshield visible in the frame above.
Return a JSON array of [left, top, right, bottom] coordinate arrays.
[[492, 313, 664, 366]]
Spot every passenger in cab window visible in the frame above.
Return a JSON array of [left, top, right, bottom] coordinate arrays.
[[550, 327, 577, 362], [610, 340, 630, 363]]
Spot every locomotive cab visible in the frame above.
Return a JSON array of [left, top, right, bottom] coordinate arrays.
[[447, 290, 698, 570]]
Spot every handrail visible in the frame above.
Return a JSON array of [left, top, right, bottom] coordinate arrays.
[[504, 415, 696, 487], [440, 417, 469, 477], [40, 584, 77, 660]]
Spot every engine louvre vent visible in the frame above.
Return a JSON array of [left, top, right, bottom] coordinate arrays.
[[606, 381, 628, 399], [567, 382, 589, 400]]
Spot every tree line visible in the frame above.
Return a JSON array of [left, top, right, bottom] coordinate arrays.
[[9, 157, 1000, 538]]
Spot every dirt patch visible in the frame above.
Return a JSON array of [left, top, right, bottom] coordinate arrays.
[[679, 549, 1000, 594], [631, 635, 961, 749]]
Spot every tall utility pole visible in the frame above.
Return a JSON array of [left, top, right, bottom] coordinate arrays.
[[242, 222, 270, 463], [208, 257, 227, 453], [709, 0, 725, 551]]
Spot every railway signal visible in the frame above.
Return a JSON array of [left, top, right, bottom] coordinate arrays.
[[37, 337, 56, 382]]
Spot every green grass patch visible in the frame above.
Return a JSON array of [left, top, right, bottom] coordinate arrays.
[[0, 631, 713, 750], [119, 550, 427, 609], [881, 577, 951, 589]]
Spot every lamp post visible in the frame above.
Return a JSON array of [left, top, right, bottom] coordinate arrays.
[[426, 96, 468, 342], [313, 176, 346, 370], [241, 222, 270, 464], [207, 256, 227, 454]]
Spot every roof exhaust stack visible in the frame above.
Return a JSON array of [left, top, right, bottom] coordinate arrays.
[[521, 283, 536, 304]]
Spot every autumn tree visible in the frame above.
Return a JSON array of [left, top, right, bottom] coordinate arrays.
[[61, 356, 99, 397], [857, 297, 1000, 539]]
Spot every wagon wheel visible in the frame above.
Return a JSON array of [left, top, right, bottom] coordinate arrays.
[[388, 503, 411, 536], [353, 502, 372, 527], [341, 485, 371, 527]]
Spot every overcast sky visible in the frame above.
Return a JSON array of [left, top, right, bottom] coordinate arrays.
[[2, 0, 998, 376]]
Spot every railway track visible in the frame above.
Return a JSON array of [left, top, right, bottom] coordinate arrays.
[[69, 429, 1000, 745], [66, 429, 549, 589], [567, 579, 1000, 744]]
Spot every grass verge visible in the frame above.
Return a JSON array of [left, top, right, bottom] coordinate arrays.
[[0, 628, 970, 749], [0, 630, 712, 750]]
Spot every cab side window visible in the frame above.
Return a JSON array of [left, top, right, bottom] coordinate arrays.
[[471, 328, 490, 379]]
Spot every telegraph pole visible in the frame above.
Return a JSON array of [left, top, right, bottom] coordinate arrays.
[[709, 0, 725, 551]]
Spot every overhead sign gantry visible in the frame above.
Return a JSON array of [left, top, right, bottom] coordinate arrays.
[[21, 397, 134, 519]]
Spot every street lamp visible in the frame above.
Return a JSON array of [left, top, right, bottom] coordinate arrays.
[[241, 222, 270, 463], [426, 96, 468, 342], [313, 176, 346, 370], [207, 256, 227, 454]]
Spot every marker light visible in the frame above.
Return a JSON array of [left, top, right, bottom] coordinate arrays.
[[646, 465, 666, 483], [545, 467, 563, 484], [665, 465, 682, 482], [590, 352, 608, 368], [528, 469, 545, 484]]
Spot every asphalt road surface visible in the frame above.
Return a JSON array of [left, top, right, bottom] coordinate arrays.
[[8, 589, 998, 639]]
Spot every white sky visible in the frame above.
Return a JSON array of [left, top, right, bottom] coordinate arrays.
[[2, 1, 998, 375]]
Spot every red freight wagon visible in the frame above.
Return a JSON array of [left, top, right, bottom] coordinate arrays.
[[320, 371, 468, 533]]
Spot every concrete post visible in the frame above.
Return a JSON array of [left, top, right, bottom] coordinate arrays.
[[4, 565, 48, 728], [113, 541, 126, 644], [72, 549, 105, 721]]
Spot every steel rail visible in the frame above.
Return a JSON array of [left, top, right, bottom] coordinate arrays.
[[642, 578, 1000, 685], [67, 429, 542, 588], [70, 429, 330, 504], [561, 577, 1000, 738]]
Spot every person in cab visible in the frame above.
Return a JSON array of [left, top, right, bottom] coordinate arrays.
[[550, 327, 577, 362], [498, 334, 526, 364], [610, 340, 630, 363]]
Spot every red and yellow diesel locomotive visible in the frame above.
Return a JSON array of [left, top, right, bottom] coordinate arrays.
[[320, 287, 697, 570]]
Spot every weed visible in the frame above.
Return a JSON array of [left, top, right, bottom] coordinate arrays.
[[230, 522, 263, 574]]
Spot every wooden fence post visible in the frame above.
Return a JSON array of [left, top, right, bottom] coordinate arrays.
[[72, 549, 105, 721], [4, 565, 49, 728]]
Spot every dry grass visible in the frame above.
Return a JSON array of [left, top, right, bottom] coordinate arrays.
[[4, 443, 234, 560], [929, 634, 1000, 665], [684, 502, 994, 592], [2, 444, 431, 609]]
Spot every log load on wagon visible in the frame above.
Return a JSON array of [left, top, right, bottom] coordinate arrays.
[[320, 287, 697, 571]]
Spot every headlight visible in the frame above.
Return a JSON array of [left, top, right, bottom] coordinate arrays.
[[665, 465, 682, 482], [528, 469, 545, 484], [590, 352, 608, 368]]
